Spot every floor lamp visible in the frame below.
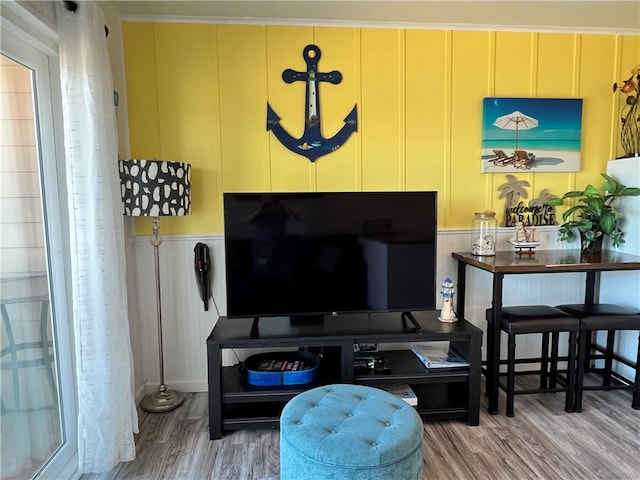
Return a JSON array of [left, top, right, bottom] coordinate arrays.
[[119, 159, 192, 412]]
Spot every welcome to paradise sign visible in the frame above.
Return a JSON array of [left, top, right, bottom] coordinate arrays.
[[498, 175, 557, 227]]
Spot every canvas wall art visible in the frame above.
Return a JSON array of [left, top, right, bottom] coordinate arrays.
[[481, 97, 583, 173]]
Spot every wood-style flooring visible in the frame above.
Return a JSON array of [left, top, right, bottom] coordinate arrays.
[[82, 376, 640, 480]]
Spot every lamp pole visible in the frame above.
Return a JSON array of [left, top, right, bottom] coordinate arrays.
[[140, 217, 184, 412]]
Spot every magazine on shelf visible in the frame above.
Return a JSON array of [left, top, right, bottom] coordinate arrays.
[[381, 384, 418, 406], [410, 344, 469, 369], [258, 359, 306, 372]]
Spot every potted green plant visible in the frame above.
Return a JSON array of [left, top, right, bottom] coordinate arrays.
[[546, 173, 640, 253]]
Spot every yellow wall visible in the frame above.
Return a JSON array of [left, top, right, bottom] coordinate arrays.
[[122, 23, 639, 235]]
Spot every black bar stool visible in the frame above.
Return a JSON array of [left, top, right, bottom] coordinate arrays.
[[555, 304, 640, 412], [487, 306, 579, 416]]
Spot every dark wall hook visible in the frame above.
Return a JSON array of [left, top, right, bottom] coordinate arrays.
[[63, 1, 78, 13], [62, 1, 109, 37]]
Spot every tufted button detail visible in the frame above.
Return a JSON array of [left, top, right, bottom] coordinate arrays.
[[280, 384, 423, 477]]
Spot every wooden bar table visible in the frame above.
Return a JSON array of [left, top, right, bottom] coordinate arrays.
[[452, 249, 640, 414]]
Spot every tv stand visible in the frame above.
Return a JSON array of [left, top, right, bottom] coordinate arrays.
[[207, 310, 482, 439], [401, 311, 421, 329]]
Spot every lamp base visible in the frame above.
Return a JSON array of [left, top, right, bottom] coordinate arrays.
[[141, 386, 184, 413]]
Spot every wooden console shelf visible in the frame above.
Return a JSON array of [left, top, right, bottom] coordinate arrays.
[[207, 310, 482, 440]]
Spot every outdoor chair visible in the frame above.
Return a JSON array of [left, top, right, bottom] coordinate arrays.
[[513, 150, 532, 169], [490, 149, 514, 166]]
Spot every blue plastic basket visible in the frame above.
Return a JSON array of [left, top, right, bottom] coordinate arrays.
[[243, 351, 320, 386]]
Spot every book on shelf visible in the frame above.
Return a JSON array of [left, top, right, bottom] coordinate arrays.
[[410, 344, 469, 369], [380, 384, 418, 406]]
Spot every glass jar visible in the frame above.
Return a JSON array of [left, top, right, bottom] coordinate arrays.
[[471, 211, 497, 256]]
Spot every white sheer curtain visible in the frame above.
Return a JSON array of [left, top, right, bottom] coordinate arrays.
[[56, 2, 138, 473]]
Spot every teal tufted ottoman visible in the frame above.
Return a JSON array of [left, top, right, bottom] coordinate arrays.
[[280, 384, 424, 480]]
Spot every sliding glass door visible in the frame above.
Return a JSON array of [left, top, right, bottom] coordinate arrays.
[[1, 28, 77, 480]]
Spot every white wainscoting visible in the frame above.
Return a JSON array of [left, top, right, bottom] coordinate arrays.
[[132, 227, 593, 393]]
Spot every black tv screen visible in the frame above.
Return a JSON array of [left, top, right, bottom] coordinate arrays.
[[223, 191, 438, 319]]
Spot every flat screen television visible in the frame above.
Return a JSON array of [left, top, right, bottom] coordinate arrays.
[[223, 191, 438, 327]]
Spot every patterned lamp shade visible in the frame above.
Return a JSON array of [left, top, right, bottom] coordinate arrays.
[[119, 159, 191, 217]]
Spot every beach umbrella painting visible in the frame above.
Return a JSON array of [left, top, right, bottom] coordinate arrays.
[[493, 111, 538, 149]]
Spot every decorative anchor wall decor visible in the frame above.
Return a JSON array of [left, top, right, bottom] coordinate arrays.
[[266, 44, 358, 162]]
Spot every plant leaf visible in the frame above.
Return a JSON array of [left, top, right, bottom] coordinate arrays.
[[582, 229, 595, 240], [585, 197, 603, 216], [562, 205, 580, 222], [599, 211, 617, 235], [584, 185, 600, 197], [562, 190, 585, 198], [601, 173, 627, 195]]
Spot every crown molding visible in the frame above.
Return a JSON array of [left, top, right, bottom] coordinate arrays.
[[119, 14, 639, 35]]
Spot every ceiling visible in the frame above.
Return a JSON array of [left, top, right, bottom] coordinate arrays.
[[112, 1, 640, 34]]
